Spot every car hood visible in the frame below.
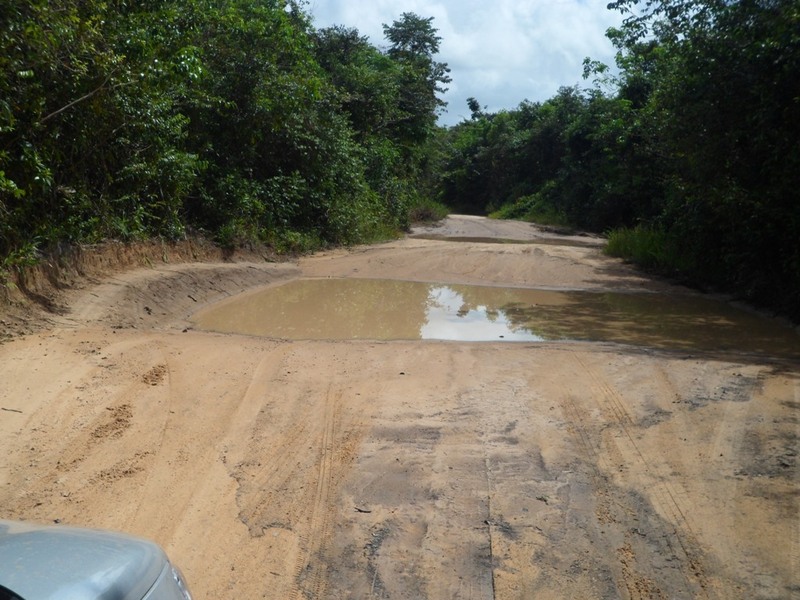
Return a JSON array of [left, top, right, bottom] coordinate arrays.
[[0, 520, 167, 600]]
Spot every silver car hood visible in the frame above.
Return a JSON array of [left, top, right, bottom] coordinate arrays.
[[0, 520, 167, 600]]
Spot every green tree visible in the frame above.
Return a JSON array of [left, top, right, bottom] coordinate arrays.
[[0, 0, 198, 256], [382, 13, 451, 146], [608, 0, 800, 316], [1, 0, 428, 262], [314, 25, 402, 139]]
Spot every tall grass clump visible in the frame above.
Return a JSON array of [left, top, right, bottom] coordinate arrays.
[[491, 189, 570, 228], [604, 225, 686, 272], [408, 197, 449, 224]]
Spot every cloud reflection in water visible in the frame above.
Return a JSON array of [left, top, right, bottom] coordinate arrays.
[[421, 286, 543, 341]]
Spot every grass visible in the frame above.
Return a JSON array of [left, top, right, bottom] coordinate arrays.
[[490, 192, 570, 228], [408, 197, 450, 224], [604, 225, 690, 274]]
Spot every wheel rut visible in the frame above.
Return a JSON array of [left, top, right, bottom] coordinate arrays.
[[566, 351, 712, 599]]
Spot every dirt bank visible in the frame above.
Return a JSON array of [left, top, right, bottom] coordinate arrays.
[[1, 216, 797, 599]]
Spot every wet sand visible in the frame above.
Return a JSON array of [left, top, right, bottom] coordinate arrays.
[[1, 216, 798, 599]]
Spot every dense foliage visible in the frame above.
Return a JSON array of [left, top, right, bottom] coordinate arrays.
[[437, 0, 800, 321], [0, 1, 449, 261], [3, 0, 797, 322]]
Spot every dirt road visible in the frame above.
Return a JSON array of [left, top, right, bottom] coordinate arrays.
[[1, 216, 798, 599]]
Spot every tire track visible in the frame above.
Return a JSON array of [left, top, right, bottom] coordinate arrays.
[[290, 385, 342, 600], [568, 351, 712, 599], [561, 392, 617, 526], [233, 412, 314, 537], [231, 375, 359, 599]]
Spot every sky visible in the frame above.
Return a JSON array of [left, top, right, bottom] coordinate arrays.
[[306, 0, 625, 126]]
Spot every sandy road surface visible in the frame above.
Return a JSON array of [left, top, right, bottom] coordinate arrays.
[[1, 216, 798, 599]]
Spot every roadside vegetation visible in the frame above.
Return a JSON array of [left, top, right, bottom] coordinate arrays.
[[2, 0, 798, 321], [1, 1, 450, 265], [436, 0, 799, 322]]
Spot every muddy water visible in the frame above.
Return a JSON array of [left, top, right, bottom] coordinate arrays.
[[409, 234, 602, 248], [191, 278, 800, 356]]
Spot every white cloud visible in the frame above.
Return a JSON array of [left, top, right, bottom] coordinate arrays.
[[308, 0, 623, 125]]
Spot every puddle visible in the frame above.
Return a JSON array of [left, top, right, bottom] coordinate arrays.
[[191, 279, 800, 357], [409, 234, 601, 248]]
